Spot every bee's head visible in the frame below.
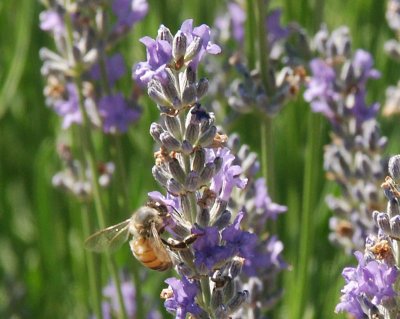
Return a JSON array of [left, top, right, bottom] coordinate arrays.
[[133, 206, 163, 235]]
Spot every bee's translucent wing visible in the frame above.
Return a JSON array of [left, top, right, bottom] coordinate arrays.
[[150, 222, 171, 261], [85, 219, 131, 253]]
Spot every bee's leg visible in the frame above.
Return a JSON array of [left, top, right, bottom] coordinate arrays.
[[162, 233, 200, 250]]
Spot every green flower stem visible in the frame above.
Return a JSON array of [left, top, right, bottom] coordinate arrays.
[[260, 116, 274, 194], [245, 0, 256, 69], [200, 276, 212, 316], [74, 76, 129, 319], [293, 111, 322, 318], [256, 0, 272, 95], [254, 0, 275, 194], [62, 11, 128, 319], [81, 204, 103, 319], [112, 135, 144, 319], [95, 27, 144, 318]]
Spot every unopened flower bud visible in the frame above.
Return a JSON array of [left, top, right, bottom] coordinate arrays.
[[184, 36, 203, 62], [199, 163, 216, 185], [185, 171, 200, 192], [196, 78, 209, 99], [168, 158, 186, 184], [149, 122, 164, 143], [181, 140, 193, 155], [390, 215, 400, 239], [196, 208, 210, 227], [182, 84, 197, 107], [160, 131, 181, 151], [152, 165, 169, 186], [164, 114, 181, 139], [213, 210, 231, 230], [211, 288, 224, 311], [227, 290, 249, 313], [228, 257, 245, 278], [173, 31, 187, 61], [210, 198, 227, 222], [185, 66, 196, 84], [180, 194, 193, 221], [223, 278, 235, 303], [198, 125, 217, 147], [389, 155, 400, 182], [376, 213, 391, 235], [167, 178, 184, 195], [162, 69, 179, 101], [185, 123, 200, 145], [192, 148, 205, 172], [157, 25, 173, 43]]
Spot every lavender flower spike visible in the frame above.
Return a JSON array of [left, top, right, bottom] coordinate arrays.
[[40, 0, 146, 134], [336, 155, 400, 318], [304, 26, 387, 253], [134, 21, 286, 318], [133, 20, 221, 87]]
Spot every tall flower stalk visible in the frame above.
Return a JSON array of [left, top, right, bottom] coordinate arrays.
[[133, 20, 286, 318], [39, 1, 148, 318], [304, 26, 388, 253], [336, 155, 400, 318], [383, 0, 400, 117]]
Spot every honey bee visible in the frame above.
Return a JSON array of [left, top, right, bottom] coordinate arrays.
[[85, 204, 198, 271]]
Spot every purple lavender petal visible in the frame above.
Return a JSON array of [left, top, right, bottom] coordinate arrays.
[[98, 94, 140, 133], [164, 277, 201, 319], [53, 83, 82, 128], [228, 2, 246, 44], [112, 0, 148, 30], [192, 226, 232, 270], [90, 54, 126, 87], [254, 178, 287, 220], [221, 211, 258, 259], [39, 9, 65, 36], [266, 9, 289, 46]]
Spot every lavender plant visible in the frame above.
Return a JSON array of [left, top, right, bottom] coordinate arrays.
[[97, 272, 162, 319], [336, 155, 400, 318], [209, 1, 307, 118], [304, 26, 388, 253], [40, 0, 146, 133], [383, 0, 400, 117], [133, 20, 286, 318], [39, 1, 148, 318]]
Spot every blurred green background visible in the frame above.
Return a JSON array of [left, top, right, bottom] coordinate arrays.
[[1, 0, 399, 318]]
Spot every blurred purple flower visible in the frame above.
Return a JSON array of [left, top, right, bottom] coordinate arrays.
[[53, 83, 82, 128], [180, 19, 221, 69], [254, 178, 287, 220], [164, 276, 201, 319], [102, 276, 136, 318], [39, 9, 64, 36], [134, 20, 220, 86], [90, 54, 126, 87], [243, 235, 286, 277], [98, 94, 140, 133], [112, 0, 148, 31], [352, 49, 381, 84], [266, 9, 290, 46], [351, 89, 380, 122], [208, 148, 247, 201], [134, 36, 172, 86], [336, 251, 398, 317], [227, 2, 246, 44], [303, 59, 337, 120], [222, 211, 257, 259]]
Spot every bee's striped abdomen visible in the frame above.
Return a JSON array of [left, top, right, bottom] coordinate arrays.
[[130, 237, 172, 271]]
